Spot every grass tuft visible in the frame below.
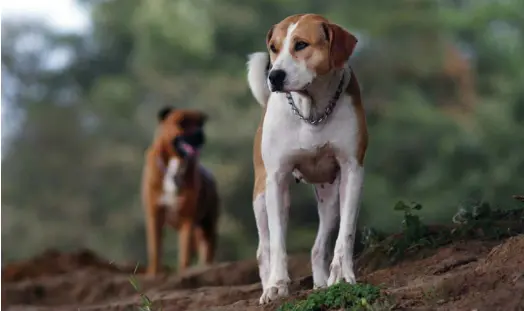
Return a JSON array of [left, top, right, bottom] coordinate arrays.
[[278, 282, 383, 311], [128, 263, 163, 311]]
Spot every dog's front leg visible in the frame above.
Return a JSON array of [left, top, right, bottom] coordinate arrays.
[[145, 204, 165, 276], [311, 177, 340, 289], [254, 192, 270, 290], [328, 160, 363, 286], [259, 170, 291, 304]]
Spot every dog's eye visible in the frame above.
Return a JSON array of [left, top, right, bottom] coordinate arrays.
[[294, 41, 309, 51], [178, 118, 190, 129], [269, 44, 278, 53]]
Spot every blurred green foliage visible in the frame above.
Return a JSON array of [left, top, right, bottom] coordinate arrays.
[[2, 0, 524, 265]]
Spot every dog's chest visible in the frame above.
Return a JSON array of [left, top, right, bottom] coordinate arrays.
[[292, 144, 339, 183], [262, 93, 358, 183]]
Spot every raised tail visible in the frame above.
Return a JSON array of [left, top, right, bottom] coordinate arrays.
[[247, 52, 271, 107]]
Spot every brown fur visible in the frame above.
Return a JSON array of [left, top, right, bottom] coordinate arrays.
[[142, 108, 219, 275], [253, 14, 367, 200], [266, 14, 358, 75], [252, 107, 267, 200]]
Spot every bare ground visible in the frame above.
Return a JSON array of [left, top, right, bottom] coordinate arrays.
[[2, 235, 524, 311]]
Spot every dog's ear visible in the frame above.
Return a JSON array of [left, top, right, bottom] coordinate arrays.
[[323, 23, 357, 69], [266, 25, 275, 47], [158, 106, 175, 122]]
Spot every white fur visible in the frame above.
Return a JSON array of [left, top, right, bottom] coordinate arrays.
[[253, 193, 270, 289], [247, 52, 271, 107], [269, 22, 316, 92], [159, 158, 180, 208], [311, 177, 340, 288], [248, 47, 364, 304]]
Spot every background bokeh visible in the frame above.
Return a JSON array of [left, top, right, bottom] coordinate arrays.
[[2, 0, 523, 266]]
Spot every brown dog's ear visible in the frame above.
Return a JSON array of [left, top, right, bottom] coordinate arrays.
[[158, 106, 174, 122], [323, 23, 357, 69]]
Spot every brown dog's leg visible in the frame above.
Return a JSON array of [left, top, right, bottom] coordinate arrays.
[[194, 224, 217, 266], [177, 219, 193, 272], [146, 205, 165, 275]]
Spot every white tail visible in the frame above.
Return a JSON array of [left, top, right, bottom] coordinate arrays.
[[247, 52, 271, 107]]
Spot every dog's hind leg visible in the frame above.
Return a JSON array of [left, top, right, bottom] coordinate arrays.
[[195, 174, 220, 266], [194, 222, 217, 266], [311, 177, 340, 289], [178, 219, 193, 272]]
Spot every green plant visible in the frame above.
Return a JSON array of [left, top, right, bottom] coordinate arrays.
[[386, 201, 432, 259], [394, 201, 427, 241], [278, 282, 382, 311], [387, 200, 523, 261], [450, 202, 524, 239], [128, 264, 162, 311], [356, 200, 523, 274]]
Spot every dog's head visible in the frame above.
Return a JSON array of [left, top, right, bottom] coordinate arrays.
[[265, 14, 357, 92], [156, 106, 208, 161]]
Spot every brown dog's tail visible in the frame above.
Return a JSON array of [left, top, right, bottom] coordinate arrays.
[[247, 52, 271, 107]]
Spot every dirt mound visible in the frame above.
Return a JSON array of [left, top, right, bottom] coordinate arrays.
[[371, 235, 524, 311], [1, 250, 311, 309], [2, 248, 143, 283], [3, 236, 524, 311], [157, 254, 311, 291], [441, 235, 524, 311], [476, 234, 524, 272]]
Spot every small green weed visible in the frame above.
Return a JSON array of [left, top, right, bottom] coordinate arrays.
[[363, 200, 524, 264], [386, 201, 431, 260], [450, 201, 523, 239], [128, 263, 162, 311], [278, 282, 382, 311]]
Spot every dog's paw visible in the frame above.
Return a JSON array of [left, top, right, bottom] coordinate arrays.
[[258, 281, 289, 304], [313, 283, 327, 290], [145, 267, 159, 277], [327, 258, 356, 286]]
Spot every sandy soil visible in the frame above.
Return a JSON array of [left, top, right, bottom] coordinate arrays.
[[2, 235, 524, 311]]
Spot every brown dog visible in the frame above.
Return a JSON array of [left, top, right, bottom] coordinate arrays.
[[141, 106, 219, 275]]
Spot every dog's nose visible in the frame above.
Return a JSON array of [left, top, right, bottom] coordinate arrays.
[[268, 69, 286, 91]]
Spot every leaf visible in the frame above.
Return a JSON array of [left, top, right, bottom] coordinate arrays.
[[394, 201, 409, 211], [412, 203, 423, 210], [128, 275, 140, 291]]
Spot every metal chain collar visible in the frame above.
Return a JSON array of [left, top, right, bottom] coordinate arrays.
[[285, 72, 345, 126]]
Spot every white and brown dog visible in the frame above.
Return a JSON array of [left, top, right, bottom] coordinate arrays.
[[246, 14, 368, 304]]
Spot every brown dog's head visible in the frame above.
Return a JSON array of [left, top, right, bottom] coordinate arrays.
[[265, 14, 358, 92], [156, 106, 208, 162]]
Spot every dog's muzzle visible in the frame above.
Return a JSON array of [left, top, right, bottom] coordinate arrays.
[[172, 129, 205, 159], [169, 129, 205, 190]]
